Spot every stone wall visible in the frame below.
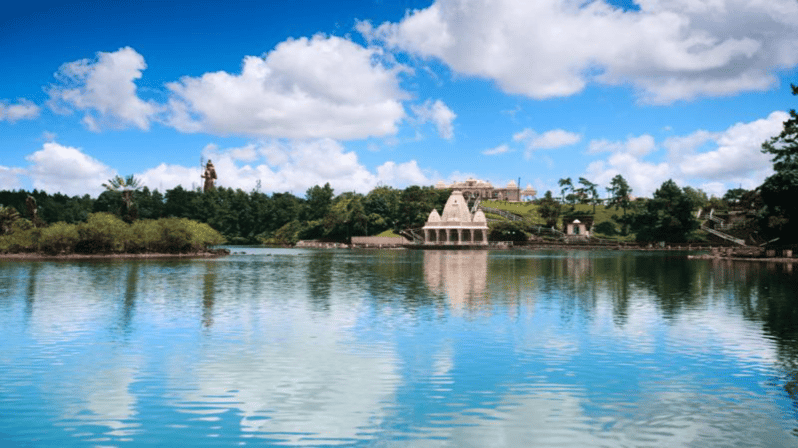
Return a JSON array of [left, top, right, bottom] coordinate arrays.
[[351, 236, 410, 247]]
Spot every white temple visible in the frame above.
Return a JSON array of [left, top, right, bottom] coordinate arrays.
[[423, 191, 489, 245]]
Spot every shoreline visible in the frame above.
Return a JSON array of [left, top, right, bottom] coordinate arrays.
[[0, 249, 230, 261]]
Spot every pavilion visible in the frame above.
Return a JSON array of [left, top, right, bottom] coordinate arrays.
[[423, 191, 489, 245]]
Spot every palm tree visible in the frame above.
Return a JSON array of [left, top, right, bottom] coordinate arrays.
[[103, 175, 143, 221]]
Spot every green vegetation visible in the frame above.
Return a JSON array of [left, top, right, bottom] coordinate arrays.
[[375, 229, 403, 238], [628, 180, 700, 243], [0, 212, 225, 255], [760, 84, 798, 243]]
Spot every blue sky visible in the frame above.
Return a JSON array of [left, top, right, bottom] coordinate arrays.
[[1, 0, 797, 198]]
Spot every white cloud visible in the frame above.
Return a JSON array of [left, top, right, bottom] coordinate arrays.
[[585, 152, 672, 197], [376, 160, 430, 186], [674, 111, 788, 183], [589, 134, 656, 157], [583, 111, 788, 196], [411, 99, 456, 139], [363, 0, 798, 103], [137, 139, 429, 195], [514, 128, 581, 159], [166, 35, 407, 140], [0, 99, 40, 122], [48, 47, 160, 131], [25, 142, 116, 196], [482, 144, 512, 156], [137, 163, 202, 193], [0, 166, 25, 191]]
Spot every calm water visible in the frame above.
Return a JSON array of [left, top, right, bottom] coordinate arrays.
[[1, 248, 797, 447]]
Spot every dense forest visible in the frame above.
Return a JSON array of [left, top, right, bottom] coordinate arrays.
[[0, 183, 452, 247]]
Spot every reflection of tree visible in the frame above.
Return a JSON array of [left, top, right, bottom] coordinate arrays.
[[424, 250, 488, 313], [121, 262, 139, 332], [307, 251, 333, 312], [24, 262, 41, 323], [202, 261, 217, 328]]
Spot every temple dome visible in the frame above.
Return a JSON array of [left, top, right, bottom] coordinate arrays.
[[441, 191, 472, 223], [427, 209, 441, 222]]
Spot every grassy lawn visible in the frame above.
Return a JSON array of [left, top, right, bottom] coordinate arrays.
[[375, 229, 404, 238], [481, 200, 632, 236]]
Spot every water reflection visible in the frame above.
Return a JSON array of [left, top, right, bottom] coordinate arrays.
[[424, 250, 488, 312], [202, 261, 217, 328], [121, 262, 139, 332], [2, 250, 798, 446]]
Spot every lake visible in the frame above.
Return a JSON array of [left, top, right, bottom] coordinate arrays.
[[1, 248, 797, 447]]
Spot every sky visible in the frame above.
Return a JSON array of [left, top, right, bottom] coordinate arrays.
[[1, 0, 797, 199]]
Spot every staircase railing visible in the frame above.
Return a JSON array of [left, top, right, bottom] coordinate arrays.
[[701, 224, 745, 246], [479, 205, 523, 222]]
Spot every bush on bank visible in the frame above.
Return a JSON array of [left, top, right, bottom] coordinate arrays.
[[0, 213, 225, 255]]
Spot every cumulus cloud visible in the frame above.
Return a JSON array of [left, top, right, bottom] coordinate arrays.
[[25, 142, 116, 196], [673, 111, 788, 183], [411, 99, 456, 139], [583, 111, 788, 196], [137, 139, 429, 195], [0, 99, 40, 122], [362, 0, 798, 103], [514, 128, 581, 158], [48, 47, 160, 131], [166, 35, 407, 140], [376, 160, 430, 185]]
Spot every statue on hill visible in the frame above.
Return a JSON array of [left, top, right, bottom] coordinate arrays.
[[202, 160, 217, 192], [26, 195, 42, 227]]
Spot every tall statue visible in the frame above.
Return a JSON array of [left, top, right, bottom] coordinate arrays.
[[26, 195, 41, 227], [202, 160, 217, 192]]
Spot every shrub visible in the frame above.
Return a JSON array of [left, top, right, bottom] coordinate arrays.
[[38, 222, 79, 254], [0, 225, 41, 253], [127, 220, 161, 253], [593, 221, 618, 236], [76, 213, 129, 253], [151, 218, 225, 253]]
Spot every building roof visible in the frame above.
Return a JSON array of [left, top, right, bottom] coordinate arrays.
[[441, 191, 473, 223]]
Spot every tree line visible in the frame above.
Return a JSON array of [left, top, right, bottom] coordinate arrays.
[[0, 182, 451, 246]]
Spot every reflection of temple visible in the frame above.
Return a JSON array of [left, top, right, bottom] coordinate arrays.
[[423, 190, 489, 245], [435, 178, 536, 202], [424, 250, 488, 310]]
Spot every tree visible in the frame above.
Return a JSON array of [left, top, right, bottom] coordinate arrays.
[[324, 192, 368, 241], [606, 174, 632, 216], [558, 177, 573, 205], [363, 186, 401, 234], [760, 84, 798, 241], [302, 183, 334, 222], [682, 186, 708, 209], [723, 187, 749, 208], [103, 175, 143, 222], [578, 177, 599, 213], [537, 191, 561, 227], [630, 179, 699, 243], [762, 84, 798, 172]]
